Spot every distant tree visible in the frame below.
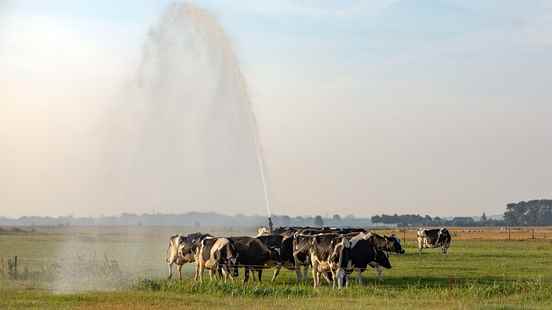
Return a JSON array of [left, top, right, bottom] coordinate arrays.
[[314, 215, 324, 227], [481, 212, 487, 222], [424, 215, 433, 224], [332, 214, 342, 222]]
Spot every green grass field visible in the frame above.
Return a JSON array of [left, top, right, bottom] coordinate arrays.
[[1, 227, 552, 309]]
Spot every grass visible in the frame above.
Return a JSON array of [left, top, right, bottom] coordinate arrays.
[[1, 227, 552, 309]]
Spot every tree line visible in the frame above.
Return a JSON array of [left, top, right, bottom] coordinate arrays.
[[504, 200, 552, 226], [370, 214, 503, 227], [372, 199, 552, 227]]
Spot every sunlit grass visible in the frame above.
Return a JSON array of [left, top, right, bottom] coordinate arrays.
[[2, 229, 552, 309]]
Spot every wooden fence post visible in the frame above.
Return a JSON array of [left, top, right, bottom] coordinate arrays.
[[508, 226, 511, 241], [14, 256, 18, 280]]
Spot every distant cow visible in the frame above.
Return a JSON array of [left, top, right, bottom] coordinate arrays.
[[229, 236, 280, 283], [194, 237, 237, 282], [417, 228, 452, 254], [366, 232, 405, 254]]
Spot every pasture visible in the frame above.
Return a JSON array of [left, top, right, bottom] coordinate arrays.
[[1, 226, 552, 309]]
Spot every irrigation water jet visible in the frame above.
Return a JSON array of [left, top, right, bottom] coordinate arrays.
[[52, 2, 274, 292], [108, 2, 272, 219]]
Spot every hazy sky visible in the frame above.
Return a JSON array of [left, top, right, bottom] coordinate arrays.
[[1, 0, 551, 218]]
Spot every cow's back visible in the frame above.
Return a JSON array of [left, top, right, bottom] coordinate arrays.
[[230, 236, 271, 266]]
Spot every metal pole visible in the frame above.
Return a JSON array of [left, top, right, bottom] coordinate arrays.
[[268, 217, 274, 234]]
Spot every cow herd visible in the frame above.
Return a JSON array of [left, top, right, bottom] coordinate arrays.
[[166, 226, 452, 288]]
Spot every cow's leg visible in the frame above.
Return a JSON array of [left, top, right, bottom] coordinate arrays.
[[311, 263, 318, 287], [322, 271, 332, 285], [208, 268, 214, 281], [335, 268, 345, 289], [243, 268, 250, 284], [417, 237, 423, 254], [331, 269, 337, 289], [315, 271, 321, 288], [356, 268, 363, 285], [220, 266, 227, 282], [167, 263, 173, 279], [271, 265, 281, 282], [257, 269, 263, 282], [294, 267, 302, 282], [375, 266, 383, 281], [200, 261, 209, 283], [303, 265, 309, 282], [177, 264, 183, 280], [193, 262, 200, 282]]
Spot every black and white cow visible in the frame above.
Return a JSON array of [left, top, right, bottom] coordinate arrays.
[[333, 234, 392, 288], [194, 237, 237, 282], [292, 233, 318, 282], [229, 236, 280, 283], [256, 234, 300, 282], [417, 227, 452, 254], [309, 233, 341, 288], [166, 232, 211, 280], [166, 234, 193, 280]]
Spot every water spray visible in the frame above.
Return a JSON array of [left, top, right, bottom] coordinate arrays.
[[245, 97, 273, 233]]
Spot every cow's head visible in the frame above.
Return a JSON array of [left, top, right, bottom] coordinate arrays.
[[178, 232, 205, 254], [292, 234, 312, 255], [224, 239, 240, 278], [222, 242, 239, 278], [374, 249, 392, 269], [385, 235, 405, 254]]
